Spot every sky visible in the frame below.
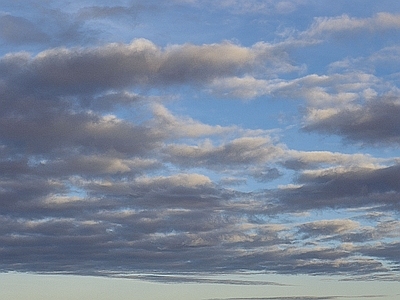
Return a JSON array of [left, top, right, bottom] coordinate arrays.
[[1, 0, 400, 299]]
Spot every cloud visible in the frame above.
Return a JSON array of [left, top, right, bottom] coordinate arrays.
[[134, 173, 212, 189], [111, 273, 287, 285], [77, 4, 147, 20], [208, 296, 387, 300], [209, 297, 339, 300], [0, 39, 305, 103], [283, 150, 384, 170], [163, 135, 287, 182], [150, 103, 233, 138], [0, 109, 161, 155], [207, 49, 399, 152], [277, 163, 400, 212], [305, 13, 400, 38], [1, 6, 400, 284], [298, 219, 360, 237], [36, 156, 160, 177], [360, 242, 400, 267], [0, 14, 49, 44], [165, 137, 285, 167], [207, 53, 399, 145], [1, 56, 399, 277], [0, 39, 269, 96], [303, 97, 400, 145], [178, 0, 307, 14], [0, 168, 397, 278], [209, 68, 383, 101]]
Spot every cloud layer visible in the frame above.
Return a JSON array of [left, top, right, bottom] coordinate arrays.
[[0, 0, 400, 284]]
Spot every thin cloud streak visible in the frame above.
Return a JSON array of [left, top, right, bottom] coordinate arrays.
[[108, 274, 289, 286], [208, 296, 389, 300]]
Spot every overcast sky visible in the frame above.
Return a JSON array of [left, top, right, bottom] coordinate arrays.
[[1, 1, 400, 299]]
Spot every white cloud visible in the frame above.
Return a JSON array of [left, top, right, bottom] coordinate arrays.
[[150, 103, 233, 138], [284, 150, 386, 170], [304, 13, 400, 38]]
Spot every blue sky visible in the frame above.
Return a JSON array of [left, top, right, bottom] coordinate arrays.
[[1, 1, 400, 299]]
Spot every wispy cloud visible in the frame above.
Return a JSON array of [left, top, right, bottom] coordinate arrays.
[[108, 273, 288, 285], [304, 13, 400, 38], [0, 14, 49, 44]]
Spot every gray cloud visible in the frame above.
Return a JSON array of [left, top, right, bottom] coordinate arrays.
[[304, 98, 400, 145], [1, 97, 398, 278], [176, 0, 306, 15], [164, 137, 285, 168], [0, 108, 161, 155], [0, 14, 49, 44], [298, 219, 360, 237], [359, 242, 400, 267], [77, 4, 148, 20], [277, 163, 400, 212], [1, 4, 400, 285], [2, 157, 395, 278], [282, 151, 383, 171], [162, 135, 287, 182], [0, 40, 275, 97], [110, 274, 287, 285]]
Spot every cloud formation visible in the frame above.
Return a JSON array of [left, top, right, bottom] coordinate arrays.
[[0, 39, 277, 96], [1, 0, 400, 286]]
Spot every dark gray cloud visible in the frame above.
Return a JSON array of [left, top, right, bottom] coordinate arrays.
[[304, 98, 400, 145], [277, 163, 400, 211], [359, 242, 400, 267], [0, 216, 386, 276]]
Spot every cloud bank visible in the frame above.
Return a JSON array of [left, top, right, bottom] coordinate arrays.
[[0, 0, 399, 284]]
